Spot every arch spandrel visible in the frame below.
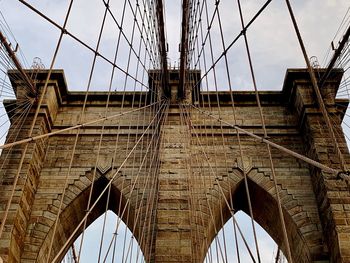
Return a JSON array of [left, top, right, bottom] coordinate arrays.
[[202, 168, 329, 263], [1, 68, 349, 262], [21, 167, 144, 263]]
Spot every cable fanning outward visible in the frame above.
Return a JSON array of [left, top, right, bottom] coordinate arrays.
[[0, 1, 349, 263]]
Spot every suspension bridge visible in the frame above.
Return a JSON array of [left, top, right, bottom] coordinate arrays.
[[0, 0, 350, 262]]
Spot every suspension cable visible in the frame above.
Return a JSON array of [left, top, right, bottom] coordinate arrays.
[[285, 0, 347, 172]]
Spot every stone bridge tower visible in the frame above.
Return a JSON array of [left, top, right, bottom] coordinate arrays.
[[0, 68, 349, 263]]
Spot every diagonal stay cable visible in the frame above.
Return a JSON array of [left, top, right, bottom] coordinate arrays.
[[285, 0, 347, 172], [103, 0, 160, 80], [96, 2, 154, 261], [102, 0, 157, 69], [47, 0, 117, 258], [18, 0, 162, 97], [0, 102, 159, 150], [179, 103, 234, 262], [235, 0, 291, 260], [192, 0, 272, 90], [77, 100, 167, 262], [190, 104, 340, 175], [191, 0, 219, 70], [181, 103, 258, 263], [199, 1, 238, 259], [73, 0, 143, 257], [117, 102, 167, 263], [0, 0, 74, 239], [52, 100, 166, 262], [102, 17, 160, 262], [0, 101, 34, 179], [96, 0, 155, 258]]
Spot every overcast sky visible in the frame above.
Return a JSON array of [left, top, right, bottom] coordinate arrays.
[[0, 0, 349, 262], [0, 0, 349, 91]]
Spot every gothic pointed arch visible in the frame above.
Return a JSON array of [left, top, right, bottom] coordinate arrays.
[[204, 168, 329, 263], [21, 168, 143, 263]]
